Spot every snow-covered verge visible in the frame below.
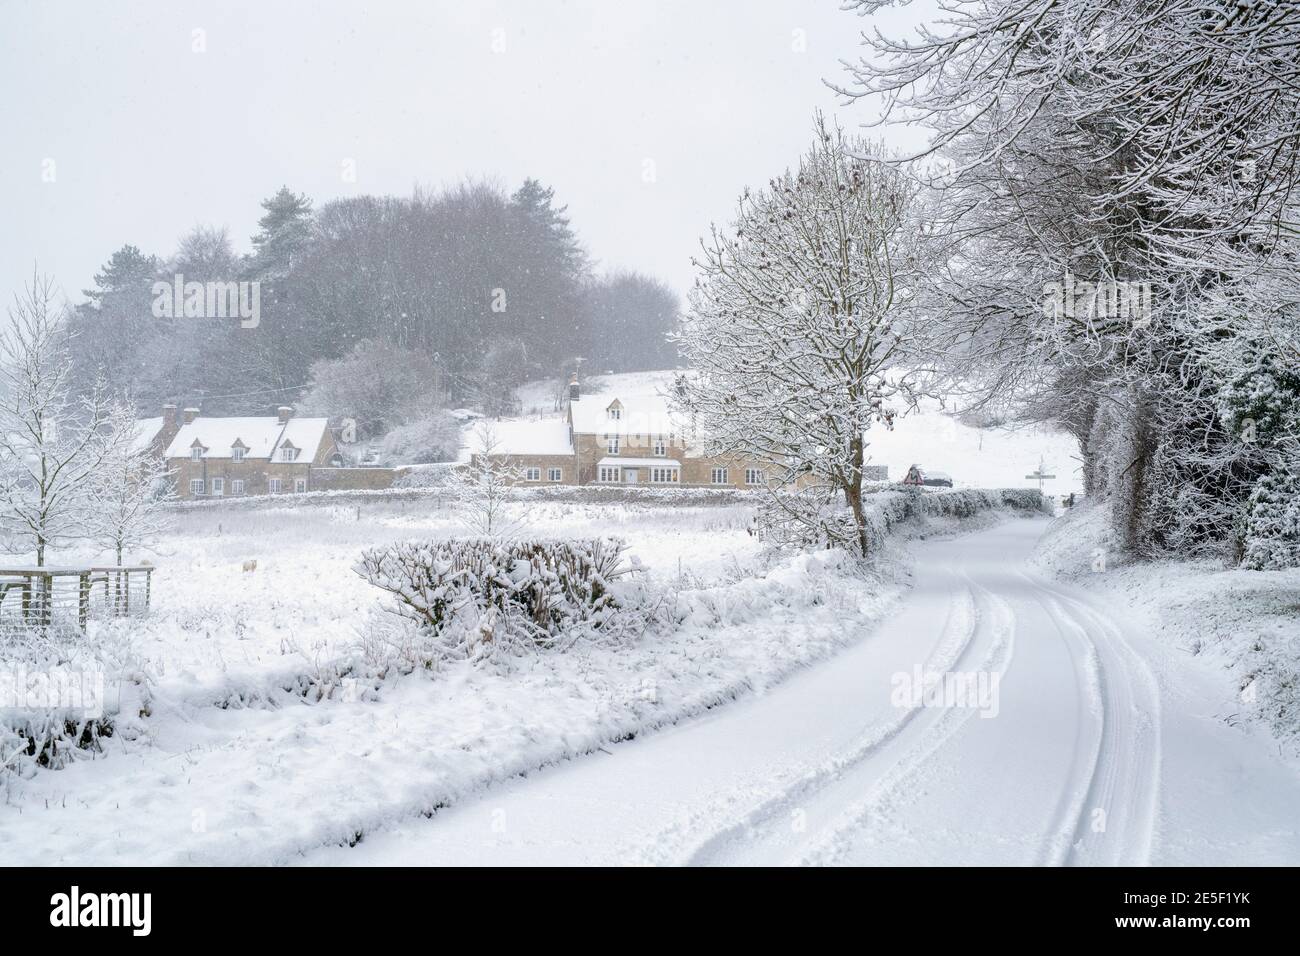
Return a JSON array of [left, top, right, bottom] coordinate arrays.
[[1032, 503, 1300, 752], [0, 491, 1039, 865]]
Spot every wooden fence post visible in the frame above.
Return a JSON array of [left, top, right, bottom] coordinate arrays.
[[78, 572, 90, 630]]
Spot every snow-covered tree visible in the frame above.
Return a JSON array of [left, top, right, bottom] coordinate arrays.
[[0, 272, 114, 567], [450, 423, 525, 539], [674, 115, 919, 557], [298, 338, 446, 439], [91, 400, 175, 567], [838, 0, 1300, 563]]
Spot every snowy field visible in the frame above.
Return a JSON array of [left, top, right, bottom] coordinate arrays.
[[3, 490, 1296, 867], [299, 516, 1300, 867], [0, 490, 920, 865]]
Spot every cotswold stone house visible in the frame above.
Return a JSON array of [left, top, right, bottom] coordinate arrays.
[[164, 406, 343, 499], [480, 376, 781, 489], [155, 404, 394, 500]]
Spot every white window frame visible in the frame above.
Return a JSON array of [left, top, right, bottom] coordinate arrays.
[[548, 467, 563, 482], [607, 435, 620, 455], [211, 477, 224, 496], [188, 478, 204, 495], [598, 465, 620, 483], [231, 479, 245, 495], [745, 468, 765, 486], [280, 445, 298, 462], [269, 478, 283, 493], [653, 438, 666, 457], [190, 446, 202, 461], [651, 467, 679, 484], [525, 466, 541, 481], [711, 467, 729, 485], [607, 406, 621, 420], [295, 478, 307, 493], [231, 446, 245, 462]]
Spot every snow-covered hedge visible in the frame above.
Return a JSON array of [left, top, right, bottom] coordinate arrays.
[[758, 486, 1048, 554], [355, 537, 643, 662]]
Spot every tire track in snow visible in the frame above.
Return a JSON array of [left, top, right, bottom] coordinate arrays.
[[1023, 574, 1161, 866], [679, 570, 1003, 866], [792, 581, 1016, 866]]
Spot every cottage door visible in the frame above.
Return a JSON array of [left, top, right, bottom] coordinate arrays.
[[624, 468, 639, 484]]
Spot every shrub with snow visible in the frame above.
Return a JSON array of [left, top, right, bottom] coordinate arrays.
[[1, 621, 148, 777], [355, 537, 644, 663], [1240, 471, 1300, 570]]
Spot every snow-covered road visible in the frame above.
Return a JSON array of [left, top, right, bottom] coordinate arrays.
[[302, 518, 1300, 866]]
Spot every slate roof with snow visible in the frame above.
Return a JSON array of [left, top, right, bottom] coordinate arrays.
[[276, 418, 331, 462], [477, 418, 574, 457], [164, 417, 331, 461], [131, 417, 166, 453], [569, 376, 690, 438]]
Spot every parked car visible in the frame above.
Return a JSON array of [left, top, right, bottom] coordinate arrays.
[[903, 465, 953, 488]]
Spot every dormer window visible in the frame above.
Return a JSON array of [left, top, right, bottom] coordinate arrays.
[[231, 444, 245, 462], [190, 445, 203, 461], [606, 400, 622, 421], [280, 444, 298, 462]]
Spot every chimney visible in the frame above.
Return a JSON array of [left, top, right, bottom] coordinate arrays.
[[162, 403, 177, 429], [569, 374, 580, 402], [182, 407, 200, 425], [277, 405, 293, 424]]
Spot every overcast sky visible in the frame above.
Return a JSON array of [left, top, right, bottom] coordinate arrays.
[[0, 0, 933, 312]]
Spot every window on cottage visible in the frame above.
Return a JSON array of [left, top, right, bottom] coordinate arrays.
[[598, 465, 620, 483], [189, 478, 204, 495], [190, 447, 202, 461], [211, 477, 224, 496], [295, 478, 307, 493], [653, 438, 666, 456], [231, 479, 245, 495], [269, 478, 283, 493], [525, 467, 541, 481], [280, 446, 298, 462], [745, 468, 765, 486], [711, 468, 729, 485], [607, 436, 620, 454], [548, 467, 562, 482], [231, 446, 244, 462], [651, 467, 679, 483], [607, 406, 621, 420]]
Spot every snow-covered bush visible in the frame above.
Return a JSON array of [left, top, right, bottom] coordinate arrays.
[[1, 621, 148, 777], [1240, 472, 1300, 571], [378, 412, 461, 465], [355, 537, 644, 663]]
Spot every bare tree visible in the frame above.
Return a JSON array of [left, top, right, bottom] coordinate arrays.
[[0, 272, 114, 567], [449, 423, 525, 539], [91, 399, 175, 568], [674, 115, 919, 557]]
